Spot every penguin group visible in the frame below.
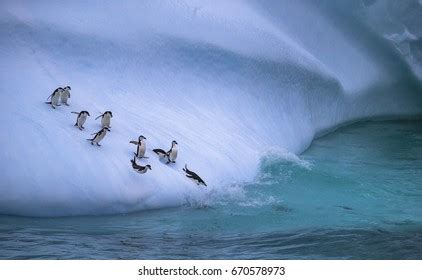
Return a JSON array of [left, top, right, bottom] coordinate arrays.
[[44, 86, 207, 187], [45, 86, 71, 109]]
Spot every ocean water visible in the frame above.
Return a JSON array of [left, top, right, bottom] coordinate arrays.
[[1, 120, 421, 260]]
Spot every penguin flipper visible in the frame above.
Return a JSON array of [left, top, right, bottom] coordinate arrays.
[[95, 115, 102, 120], [129, 141, 138, 145]]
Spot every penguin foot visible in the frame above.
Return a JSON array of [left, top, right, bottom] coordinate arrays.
[[96, 143, 101, 146], [79, 127, 83, 131], [172, 161, 176, 163], [65, 103, 69, 106], [91, 142, 94, 145]]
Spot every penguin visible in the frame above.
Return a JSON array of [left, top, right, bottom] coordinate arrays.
[[95, 111, 113, 128], [129, 135, 148, 159], [45, 87, 63, 109], [60, 86, 71, 106], [153, 140, 178, 164], [72, 111, 90, 130], [87, 127, 110, 146], [130, 156, 152, 174], [183, 164, 207, 187], [167, 140, 178, 164]]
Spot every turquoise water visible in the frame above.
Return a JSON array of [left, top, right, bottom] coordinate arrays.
[[1, 120, 421, 259]]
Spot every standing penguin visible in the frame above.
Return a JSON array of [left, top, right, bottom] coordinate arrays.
[[95, 111, 113, 128], [45, 87, 63, 109], [167, 140, 178, 164], [71, 111, 90, 130], [87, 127, 110, 146], [153, 140, 178, 164], [60, 86, 71, 106], [130, 156, 152, 174], [183, 164, 207, 186], [130, 135, 148, 159]]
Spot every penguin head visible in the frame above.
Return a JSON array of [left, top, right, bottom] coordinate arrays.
[[105, 111, 113, 117], [139, 135, 147, 141], [172, 140, 178, 146], [64, 86, 71, 91], [83, 111, 90, 116], [146, 165, 152, 170]]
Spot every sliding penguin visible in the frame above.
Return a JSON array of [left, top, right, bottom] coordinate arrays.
[[45, 87, 62, 109], [87, 127, 110, 146], [130, 135, 148, 159], [183, 164, 207, 186], [95, 111, 113, 128], [153, 140, 178, 164], [72, 111, 90, 130], [60, 86, 71, 105], [130, 156, 152, 174]]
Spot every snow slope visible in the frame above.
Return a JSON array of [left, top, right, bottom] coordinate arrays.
[[0, 0, 421, 216]]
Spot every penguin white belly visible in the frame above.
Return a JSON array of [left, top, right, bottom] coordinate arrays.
[[78, 115, 87, 127], [137, 143, 146, 157], [102, 116, 111, 128], [169, 148, 178, 161], [60, 91, 69, 104], [187, 176, 200, 185], [51, 93, 60, 106], [157, 151, 167, 157], [95, 132, 106, 143]]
